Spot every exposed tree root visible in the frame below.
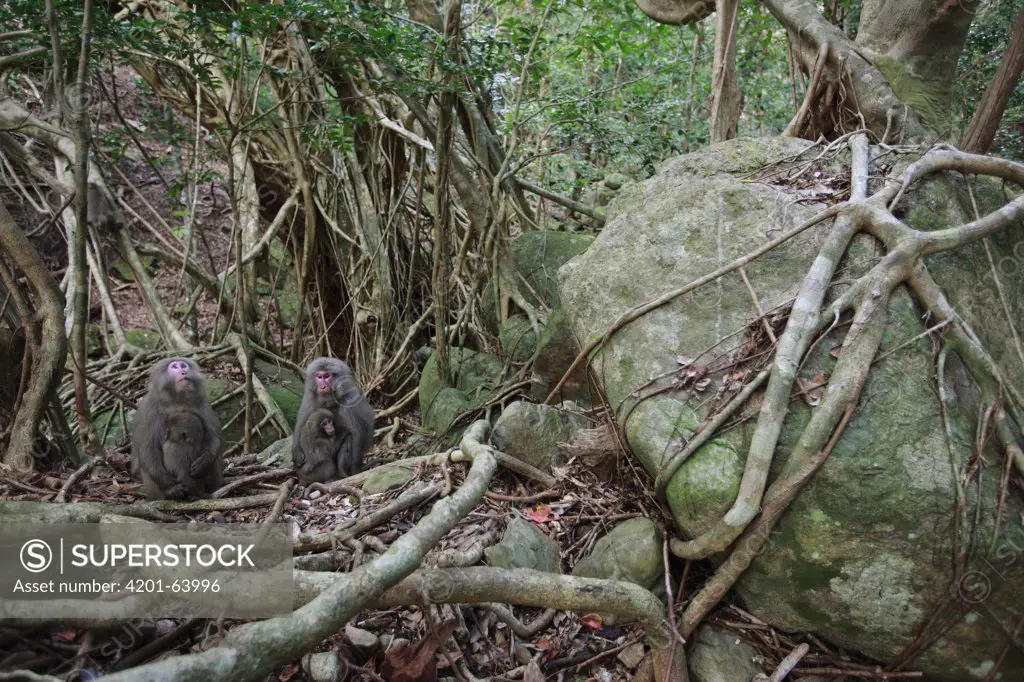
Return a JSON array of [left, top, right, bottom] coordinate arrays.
[[546, 134, 1024, 661], [294, 567, 664, 630]]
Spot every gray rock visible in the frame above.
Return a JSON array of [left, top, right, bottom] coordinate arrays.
[[617, 642, 646, 669], [484, 517, 562, 573], [301, 652, 344, 682], [688, 626, 763, 682], [421, 387, 472, 441], [572, 517, 662, 590], [491, 401, 588, 471], [345, 625, 379, 655], [603, 172, 629, 190], [258, 436, 293, 467], [418, 347, 502, 444], [362, 465, 414, 495], [558, 136, 1024, 679], [511, 232, 594, 310]]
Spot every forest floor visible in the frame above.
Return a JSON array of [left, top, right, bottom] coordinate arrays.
[[0, 68, 912, 682]]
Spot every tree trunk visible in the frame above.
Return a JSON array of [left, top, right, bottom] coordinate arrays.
[[855, 0, 980, 133], [69, 0, 101, 458], [961, 8, 1024, 154], [709, 0, 740, 142], [431, 0, 462, 387], [0, 203, 68, 470]]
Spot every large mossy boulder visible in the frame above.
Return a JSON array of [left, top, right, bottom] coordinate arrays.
[[482, 231, 594, 333], [418, 347, 502, 443], [512, 232, 594, 309], [558, 136, 1024, 679], [498, 314, 538, 363], [491, 401, 588, 471]]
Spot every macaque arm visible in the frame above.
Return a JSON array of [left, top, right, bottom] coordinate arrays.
[[189, 407, 222, 476], [292, 437, 307, 470], [136, 403, 177, 490], [189, 447, 217, 477], [292, 402, 313, 470], [334, 433, 355, 477]]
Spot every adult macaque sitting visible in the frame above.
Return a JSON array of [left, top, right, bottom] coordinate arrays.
[[292, 357, 374, 485], [131, 358, 224, 501]]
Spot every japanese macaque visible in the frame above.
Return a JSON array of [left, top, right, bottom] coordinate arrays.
[[161, 409, 220, 499], [292, 357, 374, 484], [131, 358, 223, 501], [296, 408, 342, 486]]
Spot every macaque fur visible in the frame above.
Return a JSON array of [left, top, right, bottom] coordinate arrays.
[[293, 358, 374, 484], [296, 408, 341, 486], [162, 409, 217, 499], [131, 358, 224, 501]]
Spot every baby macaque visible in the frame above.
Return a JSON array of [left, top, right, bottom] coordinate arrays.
[[296, 408, 343, 486]]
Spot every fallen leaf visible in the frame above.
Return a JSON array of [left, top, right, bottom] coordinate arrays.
[[797, 371, 828, 407], [526, 505, 560, 524], [380, 619, 458, 682], [581, 613, 603, 629], [828, 345, 843, 358], [523, 658, 545, 682]]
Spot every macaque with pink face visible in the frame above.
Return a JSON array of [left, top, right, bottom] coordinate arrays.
[[292, 358, 374, 484], [131, 358, 223, 500]]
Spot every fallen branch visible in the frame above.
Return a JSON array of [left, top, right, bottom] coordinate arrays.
[[294, 482, 441, 553], [55, 457, 102, 503], [293, 567, 664, 630], [515, 177, 607, 224]]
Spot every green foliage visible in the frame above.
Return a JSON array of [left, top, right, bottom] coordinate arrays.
[[10, 0, 1019, 220], [956, 0, 1024, 160]]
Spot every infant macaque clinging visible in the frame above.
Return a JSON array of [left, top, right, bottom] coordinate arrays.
[[292, 357, 374, 485]]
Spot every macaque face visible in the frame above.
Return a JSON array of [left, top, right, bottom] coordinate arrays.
[[314, 370, 334, 395], [320, 419, 335, 436], [168, 360, 195, 390]]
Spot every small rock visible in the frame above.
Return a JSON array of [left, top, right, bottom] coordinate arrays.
[[256, 436, 292, 467], [362, 465, 414, 495], [572, 517, 663, 590], [513, 644, 534, 665], [302, 652, 344, 682], [617, 642, 646, 669], [484, 517, 562, 573], [345, 625, 379, 655], [602, 172, 628, 190], [688, 626, 764, 682]]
